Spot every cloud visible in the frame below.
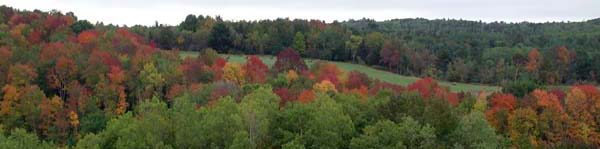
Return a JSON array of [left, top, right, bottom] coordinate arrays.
[[1, 0, 598, 26]]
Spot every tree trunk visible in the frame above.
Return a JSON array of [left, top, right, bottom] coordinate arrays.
[[514, 67, 519, 81]]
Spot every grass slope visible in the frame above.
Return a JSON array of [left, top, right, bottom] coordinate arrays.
[[180, 51, 501, 92]]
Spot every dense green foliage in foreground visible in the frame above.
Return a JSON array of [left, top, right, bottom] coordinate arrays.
[[70, 87, 505, 148]]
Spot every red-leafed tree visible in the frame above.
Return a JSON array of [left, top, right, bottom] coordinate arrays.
[[549, 89, 566, 102], [440, 90, 459, 106], [179, 57, 213, 83], [408, 77, 460, 105], [27, 29, 42, 44], [274, 88, 293, 106], [8, 14, 25, 26], [243, 55, 269, 83], [369, 81, 404, 96], [40, 42, 66, 65], [346, 71, 370, 90], [379, 40, 402, 72], [485, 93, 518, 134], [273, 48, 307, 73], [44, 15, 74, 32], [211, 57, 227, 80], [408, 77, 439, 98]]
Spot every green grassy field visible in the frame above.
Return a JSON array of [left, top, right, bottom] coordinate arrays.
[[180, 51, 501, 92]]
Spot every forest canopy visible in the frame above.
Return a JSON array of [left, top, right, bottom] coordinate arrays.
[[0, 5, 599, 148]]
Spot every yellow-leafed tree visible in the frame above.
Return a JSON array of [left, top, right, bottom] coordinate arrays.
[[223, 62, 245, 85]]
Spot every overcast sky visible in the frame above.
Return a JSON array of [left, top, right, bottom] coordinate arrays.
[[1, 0, 599, 26]]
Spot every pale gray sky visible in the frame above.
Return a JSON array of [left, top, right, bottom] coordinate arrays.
[[1, 0, 599, 26]]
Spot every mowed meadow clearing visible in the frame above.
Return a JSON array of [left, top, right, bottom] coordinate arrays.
[[180, 51, 501, 92]]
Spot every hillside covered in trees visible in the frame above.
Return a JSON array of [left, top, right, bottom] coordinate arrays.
[[1, 5, 600, 148], [134, 14, 600, 86]]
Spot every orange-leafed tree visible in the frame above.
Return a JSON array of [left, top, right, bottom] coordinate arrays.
[[0, 85, 19, 115], [490, 93, 518, 111], [68, 110, 80, 138], [115, 86, 128, 115], [77, 30, 99, 45], [38, 96, 64, 139], [530, 89, 568, 145], [107, 66, 126, 84], [286, 70, 299, 83], [314, 62, 342, 88], [350, 85, 369, 101], [313, 80, 337, 93], [565, 85, 600, 144], [531, 89, 563, 112], [526, 48, 541, 73], [8, 63, 38, 87], [298, 90, 315, 103], [555, 46, 574, 83]]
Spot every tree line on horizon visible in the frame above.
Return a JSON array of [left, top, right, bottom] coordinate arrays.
[[1, 5, 600, 148], [125, 13, 600, 86]]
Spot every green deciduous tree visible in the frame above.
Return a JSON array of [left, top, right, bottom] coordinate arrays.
[[304, 93, 354, 148], [451, 111, 505, 148], [239, 86, 280, 148], [198, 96, 244, 148], [138, 63, 165, 99], [345, 35, 362, 63], [292, 32, 306, 55], [0, 128, 56, 149]]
